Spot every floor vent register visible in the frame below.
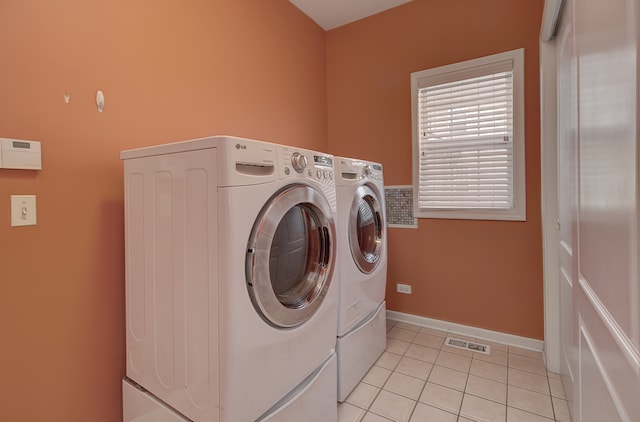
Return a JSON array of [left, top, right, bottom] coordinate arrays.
[[444, 337, 491, 355]]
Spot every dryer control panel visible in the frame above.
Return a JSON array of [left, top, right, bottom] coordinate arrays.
[[336, 158, 383, 184]]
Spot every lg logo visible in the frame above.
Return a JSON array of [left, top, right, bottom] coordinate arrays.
[[235, 143, 247, 150]]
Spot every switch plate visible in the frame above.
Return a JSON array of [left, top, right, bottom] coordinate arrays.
[[11, 195, 37, 226]]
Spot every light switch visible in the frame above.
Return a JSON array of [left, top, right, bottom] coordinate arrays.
[[11, 195, 37, 227]]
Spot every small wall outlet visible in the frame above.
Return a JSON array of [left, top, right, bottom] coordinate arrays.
[[396, 283, 412, 294]]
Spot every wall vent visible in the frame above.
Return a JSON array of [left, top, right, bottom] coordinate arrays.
[[444, 337, 491, 355]]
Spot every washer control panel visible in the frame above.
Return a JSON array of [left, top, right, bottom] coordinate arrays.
[[279, 146, 334, 185]]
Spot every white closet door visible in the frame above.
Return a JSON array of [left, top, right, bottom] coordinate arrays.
[[556, 0, 640, 420]]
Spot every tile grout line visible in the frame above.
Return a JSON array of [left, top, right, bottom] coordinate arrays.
[[505, 350, 510, 422], [402, 334, 423, 422], [546, 369, 557, 422]]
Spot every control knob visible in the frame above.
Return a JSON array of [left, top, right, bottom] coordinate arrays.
[[291, 152, 307, 173], [363, 165, 372, 177]]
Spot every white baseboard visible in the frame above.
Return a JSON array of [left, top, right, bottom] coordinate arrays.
[[386, 310, 544, 352]]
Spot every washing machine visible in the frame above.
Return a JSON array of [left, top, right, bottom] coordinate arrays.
[[335, 156, 388, 402], [121, 136, 339, 422]]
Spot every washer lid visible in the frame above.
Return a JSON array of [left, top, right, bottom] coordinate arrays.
[[246, 184, 336, 328], [349, 184, 385, 274]]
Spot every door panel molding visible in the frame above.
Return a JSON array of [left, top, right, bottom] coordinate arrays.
[[579, 319, 632, 421], [578, 276, 640, 375]]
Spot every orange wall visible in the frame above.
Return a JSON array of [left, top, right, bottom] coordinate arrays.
[[326, 0, 545, 339], [0, 1, 325, 420]]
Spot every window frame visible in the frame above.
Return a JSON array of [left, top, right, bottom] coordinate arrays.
[[411, 48, 526, 221]]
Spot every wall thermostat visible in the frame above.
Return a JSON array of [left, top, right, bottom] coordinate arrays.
[[0, 138, 42, 170]]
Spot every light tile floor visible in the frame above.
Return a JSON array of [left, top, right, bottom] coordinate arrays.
[[338, 320, 571, 422]]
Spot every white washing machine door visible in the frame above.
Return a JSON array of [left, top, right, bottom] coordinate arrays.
[[246, 183, 336, 328], [349, 184, 384, 274]]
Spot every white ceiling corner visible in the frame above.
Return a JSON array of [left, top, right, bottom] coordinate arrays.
[[289, 0, 414, 31]]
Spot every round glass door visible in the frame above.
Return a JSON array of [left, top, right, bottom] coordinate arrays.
[[349, 185, 384, 274], [246, 184, 336, 328]]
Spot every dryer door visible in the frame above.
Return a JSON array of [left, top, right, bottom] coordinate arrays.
[[246, 184, 336, 328], [349, 185, 384, 274]]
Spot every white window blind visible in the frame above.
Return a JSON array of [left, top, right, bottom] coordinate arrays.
[[411, 49, 525, 221]]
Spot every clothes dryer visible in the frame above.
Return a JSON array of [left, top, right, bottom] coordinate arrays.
[[121, 136, 339, 422], [335, 157, 387, 402]]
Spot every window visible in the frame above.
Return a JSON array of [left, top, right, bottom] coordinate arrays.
[[411, 49, 526, 221]]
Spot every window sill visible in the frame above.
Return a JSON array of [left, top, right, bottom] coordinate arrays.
[[414, 208, 526, 222]]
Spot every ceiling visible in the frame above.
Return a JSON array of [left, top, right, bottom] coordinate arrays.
[[289, 0, 414, 31]]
